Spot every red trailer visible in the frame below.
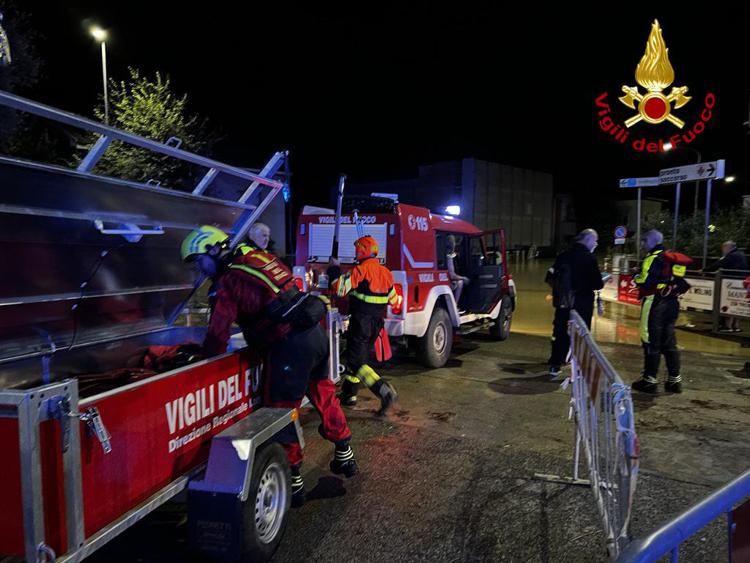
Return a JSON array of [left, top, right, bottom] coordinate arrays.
[[0, 91, 341, 562]]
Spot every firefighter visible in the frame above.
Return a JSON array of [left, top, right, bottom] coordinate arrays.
[[631, 229, 689, 394], [327, 235, 400, 414], [181, 225, 357, 507]]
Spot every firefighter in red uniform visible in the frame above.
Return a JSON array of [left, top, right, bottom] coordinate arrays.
[[181, 225, 357, 507], [327, 235, 400, 414]]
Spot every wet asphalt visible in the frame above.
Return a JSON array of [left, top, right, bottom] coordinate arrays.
[[82, 259, 750, 563]]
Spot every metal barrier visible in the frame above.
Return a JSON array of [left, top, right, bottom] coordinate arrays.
[[535, 310, 640, 559], [618, 469, 750, 562]]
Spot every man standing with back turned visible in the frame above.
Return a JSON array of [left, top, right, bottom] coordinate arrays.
[[546, 229, 604, 379]]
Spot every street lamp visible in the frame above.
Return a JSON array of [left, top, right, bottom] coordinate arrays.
[[725, 176, 736, 183], [89, 25, 109, 124]]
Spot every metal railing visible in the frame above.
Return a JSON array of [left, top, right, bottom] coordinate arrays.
[[0, 90, 283, 192], [0, 89, 291, 333], [618, 469, 750, 562], [535, 310, 640, 559]]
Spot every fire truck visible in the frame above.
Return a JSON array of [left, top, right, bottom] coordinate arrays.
[[0, 91, 343, 562], [294, 195, 517, 368]]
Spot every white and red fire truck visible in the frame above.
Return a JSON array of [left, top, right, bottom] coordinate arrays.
[[294, 195, 517, 368]]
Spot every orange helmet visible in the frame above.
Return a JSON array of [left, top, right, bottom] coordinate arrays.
[[354, 235, 378, 261]]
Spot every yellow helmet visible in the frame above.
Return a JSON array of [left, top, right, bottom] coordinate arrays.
[[181, 225, 229, 262]]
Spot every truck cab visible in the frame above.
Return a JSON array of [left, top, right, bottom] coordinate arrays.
[[294, 195, 517, 368]]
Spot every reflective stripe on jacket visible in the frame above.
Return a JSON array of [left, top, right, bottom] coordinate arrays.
[[330, 258, 401, 313]]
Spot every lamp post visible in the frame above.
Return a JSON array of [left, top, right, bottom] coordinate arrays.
[[90, 25, 109, 124]]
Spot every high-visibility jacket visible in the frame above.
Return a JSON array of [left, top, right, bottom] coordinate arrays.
[[635, 245, 688, 297], [329, 257, 402, 316], [204, 247, 295, 356]]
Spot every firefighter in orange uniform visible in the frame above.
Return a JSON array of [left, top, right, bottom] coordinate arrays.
[[328, 235, 400, 414]]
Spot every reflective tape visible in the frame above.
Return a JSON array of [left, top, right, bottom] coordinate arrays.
[[229, 264, 281, 293], [351, 291, 389, 304]]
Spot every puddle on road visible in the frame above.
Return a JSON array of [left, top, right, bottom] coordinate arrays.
[[488, 375, 560, 396]]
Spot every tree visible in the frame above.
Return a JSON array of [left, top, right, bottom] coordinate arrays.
[[88, 68, 219, 190], [0, 2, 43, 147], [640, 206, 750, 259]]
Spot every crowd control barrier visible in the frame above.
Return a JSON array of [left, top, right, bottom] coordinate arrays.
[[535, 310, 640, 559]]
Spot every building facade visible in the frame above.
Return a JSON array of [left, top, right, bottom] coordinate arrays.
[[347, 158, 555, 250]]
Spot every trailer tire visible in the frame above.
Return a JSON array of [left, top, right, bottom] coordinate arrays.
[[417, 307, 453, 368], [242, 443, 291, 562], [490, 297, 512, 341]]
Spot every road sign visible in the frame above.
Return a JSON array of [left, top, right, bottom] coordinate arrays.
[[618, 177, 659, 188], [659, 159, 725, 184], [614, 225, 627, 238]]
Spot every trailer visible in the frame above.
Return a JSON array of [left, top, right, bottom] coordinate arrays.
[[0, 91, 341, 562]]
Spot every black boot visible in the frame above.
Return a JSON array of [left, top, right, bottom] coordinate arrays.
[[339, 377, 360, 407], [665, 375, 682, 394], [290, 466, 305, 508], [329, 442, 358, 478], [371, 379, 397, 416], [632, 377, 658, 394]]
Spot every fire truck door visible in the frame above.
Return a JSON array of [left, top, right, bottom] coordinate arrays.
[[465, 234, 503, 313]]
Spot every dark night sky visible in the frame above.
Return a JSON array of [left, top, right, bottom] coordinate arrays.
[[11, 2, 750, 216]]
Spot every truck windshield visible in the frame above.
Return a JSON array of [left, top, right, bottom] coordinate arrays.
[[308, 223, 388, 262]]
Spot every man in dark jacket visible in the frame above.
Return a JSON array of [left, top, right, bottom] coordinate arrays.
[[705, 241, 748, 273], [705, 241, 748, 332], [546, 229, 604, 378]]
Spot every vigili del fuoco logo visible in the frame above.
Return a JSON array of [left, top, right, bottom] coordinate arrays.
[[595, 19, 715, 153]]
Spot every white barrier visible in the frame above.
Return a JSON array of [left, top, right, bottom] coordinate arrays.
[[535, 310, 640, 559]]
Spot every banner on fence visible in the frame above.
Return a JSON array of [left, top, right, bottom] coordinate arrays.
[[679, 277, 715, 312], [720, 278, 750, 319], [617, 275, 641, 305]]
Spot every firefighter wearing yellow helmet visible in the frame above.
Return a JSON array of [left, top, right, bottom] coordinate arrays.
[[181, 225, 358, 507]]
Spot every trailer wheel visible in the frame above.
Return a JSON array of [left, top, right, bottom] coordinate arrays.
[[242, 443, 291, 562], [490, 296, 513, 341], [417, 307, 453, 368]]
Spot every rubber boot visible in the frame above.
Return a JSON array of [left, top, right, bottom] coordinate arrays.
[[339, 376, 360, 407], [329, 441, 358, 478], [632, 375, 658, 394], [290, 465, 305, 508], [665, 374, 682, 394], [371, 379, 398, 416]]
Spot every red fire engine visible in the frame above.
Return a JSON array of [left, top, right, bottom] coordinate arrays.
[[295, 195, 517, 367]]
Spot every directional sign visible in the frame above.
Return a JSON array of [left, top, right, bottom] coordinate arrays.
[[659, 160, 725, 185], [618, 177, 659, 188]]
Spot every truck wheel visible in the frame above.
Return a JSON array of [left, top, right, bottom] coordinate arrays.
[[242, 443, 291, 562], [417, 307, 453, 368], [490, 297, 513, 341]]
